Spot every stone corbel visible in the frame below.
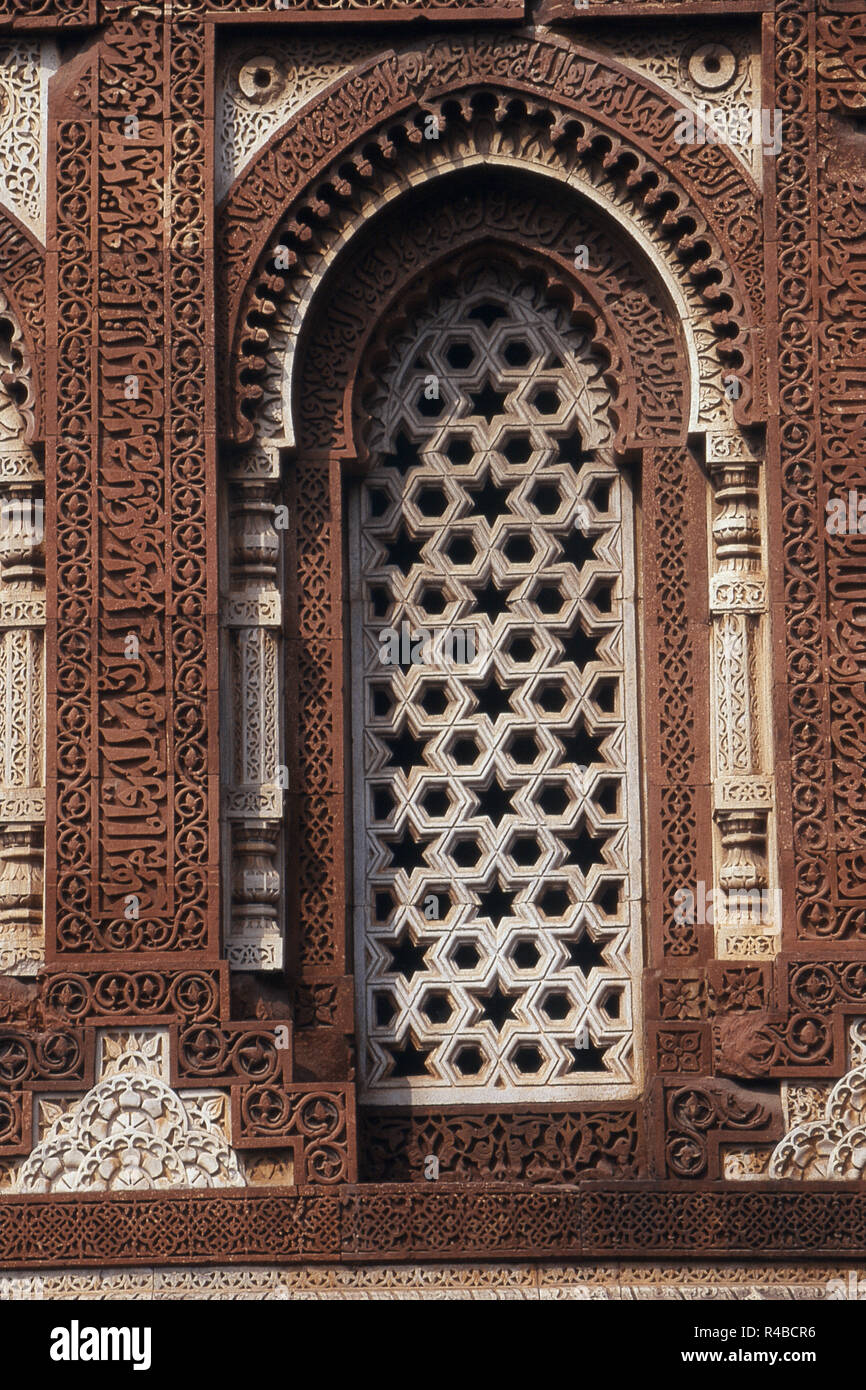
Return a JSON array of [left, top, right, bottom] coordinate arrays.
[[706, 430, 776, 957], [222, 444, 285, 971], [0, 432, 44, 976]]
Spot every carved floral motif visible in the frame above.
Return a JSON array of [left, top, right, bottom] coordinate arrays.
[[15, 1031, 245, 1192], [0, 42, 55, 242], [771, 1022, 866, 1181]]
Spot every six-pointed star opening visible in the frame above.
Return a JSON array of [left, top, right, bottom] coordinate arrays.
[[467, 574, 514, 624], [386, 1035, 435, 1077], [567, 1038, 609, 1072], [559, 719, 606, 770], [473, 877, 518, 927], [387, 931, 431, 981], [559, 817, 611, 875], [564, 929, 608, 976], [383, 822, 436, 877], [473, 778, 517, 827], [382, 521, 425, 576], [474, 979, 519, 1032], [465, 471, 513, 526], [381, 723, 429, 776], [468, 379, 508, 424], [382, 428, 423, 476], [557, 525, 598, 572], [467, 673, 515, 724]]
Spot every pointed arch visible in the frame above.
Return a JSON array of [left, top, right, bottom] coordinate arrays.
[[218, 31, 764, 447], [216, 39, 779, 1115]]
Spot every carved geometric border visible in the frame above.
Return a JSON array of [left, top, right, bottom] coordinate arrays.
[[6, 1259, 862, 1298], [203, 0, 522, 18], [2, 1185, 866, 1267], [539, 0, 767, 17]]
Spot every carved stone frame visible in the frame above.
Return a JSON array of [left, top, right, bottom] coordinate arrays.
[[217, 33, 778, 1182], [0, 0, 858, 1270]]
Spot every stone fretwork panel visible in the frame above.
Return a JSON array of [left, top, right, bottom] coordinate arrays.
[[351, 264, 642, 1104], [0, 41, 56, 244]]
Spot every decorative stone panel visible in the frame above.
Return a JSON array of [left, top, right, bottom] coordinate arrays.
[[0, 41, 56, 243], [221, 444, 285, 971]]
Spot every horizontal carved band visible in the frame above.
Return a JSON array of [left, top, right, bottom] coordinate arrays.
[[0, 944, 41, 975], [705, 431, 763, 465], [0, 597, 44, 628], [710, 576, 765, 611], [227, 447, 282, 484], [224, 593, 282, 628], [717, 779, 774, 810], [226, 939, 284, 970], [225, 786, 284, 819], [0, 1186, 866, 1266], [0, 451, 41, 484], [0, 787, 44, 821]]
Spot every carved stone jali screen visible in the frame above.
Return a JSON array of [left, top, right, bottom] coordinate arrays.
[[351, 259, 643, 1103], [0, 0, 859, 1293]]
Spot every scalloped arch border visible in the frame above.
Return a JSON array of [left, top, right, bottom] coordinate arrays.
[[276, 162, 696, 455], [218, 31, 764, 445], [0, 202, 44, 442], [291, 219, 687, 457]]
